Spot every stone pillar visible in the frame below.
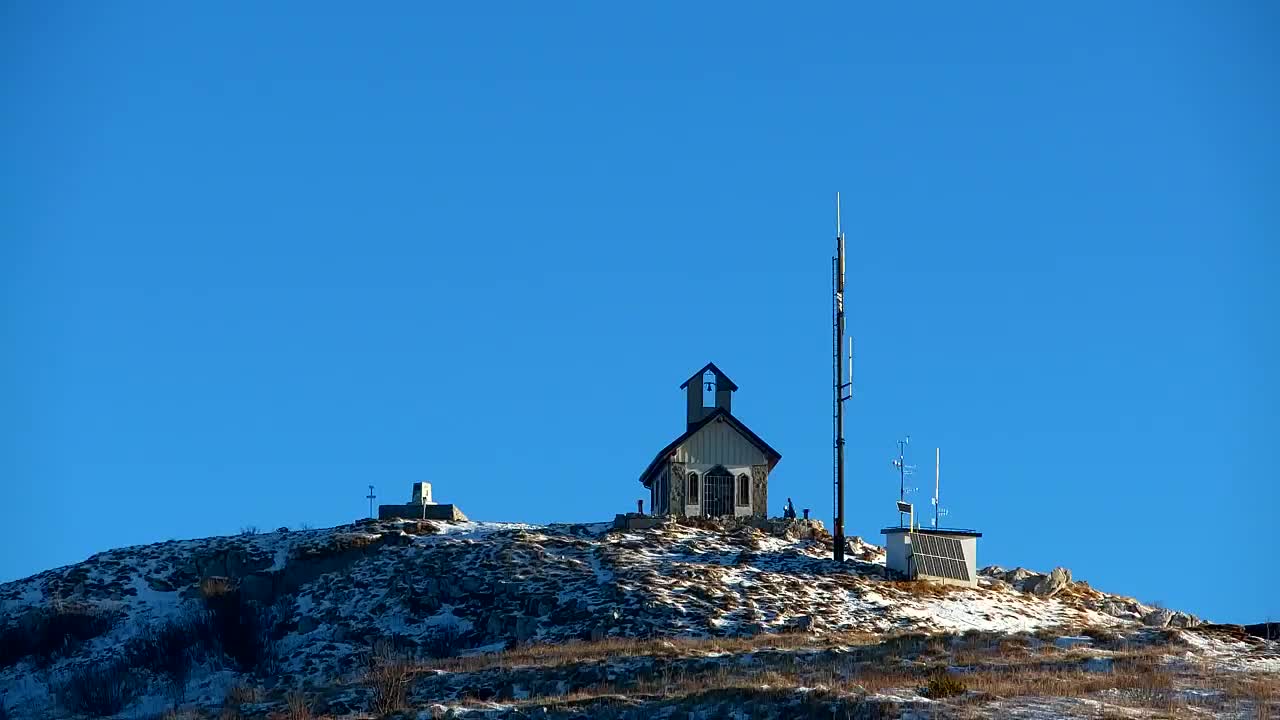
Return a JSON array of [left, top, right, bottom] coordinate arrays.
[[750, 465, 768, 519], [670, 462, 686, 517], [412, 482, 433, 504]]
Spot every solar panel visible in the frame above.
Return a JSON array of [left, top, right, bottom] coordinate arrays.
[[907, 532, 970, 582]]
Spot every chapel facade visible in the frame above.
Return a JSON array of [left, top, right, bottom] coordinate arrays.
[[638, 363, 781, 519]]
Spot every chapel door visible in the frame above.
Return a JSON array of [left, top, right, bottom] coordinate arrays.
[[704, 467, 734, 517]]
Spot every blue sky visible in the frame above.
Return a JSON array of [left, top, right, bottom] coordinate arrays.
[[2, 3, 1276, 623]]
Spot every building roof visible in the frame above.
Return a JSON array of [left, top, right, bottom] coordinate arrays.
[[639, 407, 781, 487], [678, 362, 739, 391], [881, 527, 983, 538]]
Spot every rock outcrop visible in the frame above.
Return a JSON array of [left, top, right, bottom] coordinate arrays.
[[1031, 567, 1072, 598]]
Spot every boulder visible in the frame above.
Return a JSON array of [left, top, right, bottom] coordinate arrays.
[[515, 615, 539, 643], [1139, 607, 1199, 629], [787, 615, 814, 631], [1031, 567, 1072, 598], [1096, 600, 1132, 619], [998, 567, 1039, 591], [145, 576, 177, 592], [486, 612, 506, 637]]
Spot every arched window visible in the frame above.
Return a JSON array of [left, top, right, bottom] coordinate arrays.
[[687, 472, 699, 504], [737, 474, 750, 506]]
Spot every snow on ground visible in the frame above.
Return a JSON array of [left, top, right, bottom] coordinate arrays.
[[420, 520, 543, 539], [1179, 628, 1280, 673], [2, 517, 1275, 720]]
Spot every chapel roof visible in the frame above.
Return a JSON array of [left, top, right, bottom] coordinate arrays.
[[638, 407, 781, 488]]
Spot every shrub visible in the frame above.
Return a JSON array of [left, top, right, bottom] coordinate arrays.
[[1081, 626, 1123, 645], [199, 576, 235, 599], [200, 582, 283, 674], [923, 673, 967, 699], [224, 683, 259, 705], [284, 690, 311, 720], [126, 592, 286, 679], [124, 609, 220, 702], [0, 604, 116, 669], [365, 640, 413, 716], [56, 658, 140, 716]]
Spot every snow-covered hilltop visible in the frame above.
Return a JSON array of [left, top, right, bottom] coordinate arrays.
[[1, 518, 1275, 719]]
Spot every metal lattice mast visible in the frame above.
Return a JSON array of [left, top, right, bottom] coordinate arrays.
[[833, 193, 851, 562]]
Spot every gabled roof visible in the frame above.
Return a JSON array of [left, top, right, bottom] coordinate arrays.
[[678, 362, 739, 391], [639, 408, 781, 487]]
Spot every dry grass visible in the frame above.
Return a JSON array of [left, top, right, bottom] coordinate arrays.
[[1209, 672, 1280, 718], [283, 690, 311, 720], [422, 629, 1280, 718], [425, 630, 878, 674], [963, 663, 1173, 701], [224, 682, 259, 705], [470, 661, 1183, 712], [884, 580, 969, 597], [923, 673, 967, 698], [199, 576, 235, 599]]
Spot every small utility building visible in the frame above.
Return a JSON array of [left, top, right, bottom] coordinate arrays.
[[638, 363, 781, 518], [882, 527, 982, 587]]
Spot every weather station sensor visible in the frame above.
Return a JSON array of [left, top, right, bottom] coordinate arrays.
[[883, 445, 983, 586]]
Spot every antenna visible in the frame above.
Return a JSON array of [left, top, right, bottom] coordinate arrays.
[[848, 336, 854, 388], [832, 192, 851, 562], [893, 436, 911, 527], [935, 447, 940, 529], [366, 484, 376, 519]]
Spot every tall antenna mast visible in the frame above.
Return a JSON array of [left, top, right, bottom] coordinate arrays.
[[366, 484, 376, 519], [832, 193, 852, 562]]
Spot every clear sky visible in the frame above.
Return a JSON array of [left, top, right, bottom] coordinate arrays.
[[2, 3, 1276, 624]]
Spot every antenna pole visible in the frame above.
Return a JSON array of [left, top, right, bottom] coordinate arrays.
[[935, 448, 940, 529], [896, 437, 909, 527], [833, 193, 848, 562], [366, 484, 376, 519]]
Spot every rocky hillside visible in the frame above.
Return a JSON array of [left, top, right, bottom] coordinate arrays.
[[0, 518, 1275, 719]]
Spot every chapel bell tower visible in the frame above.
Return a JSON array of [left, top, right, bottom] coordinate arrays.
[[679, 362, 739, 429]]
